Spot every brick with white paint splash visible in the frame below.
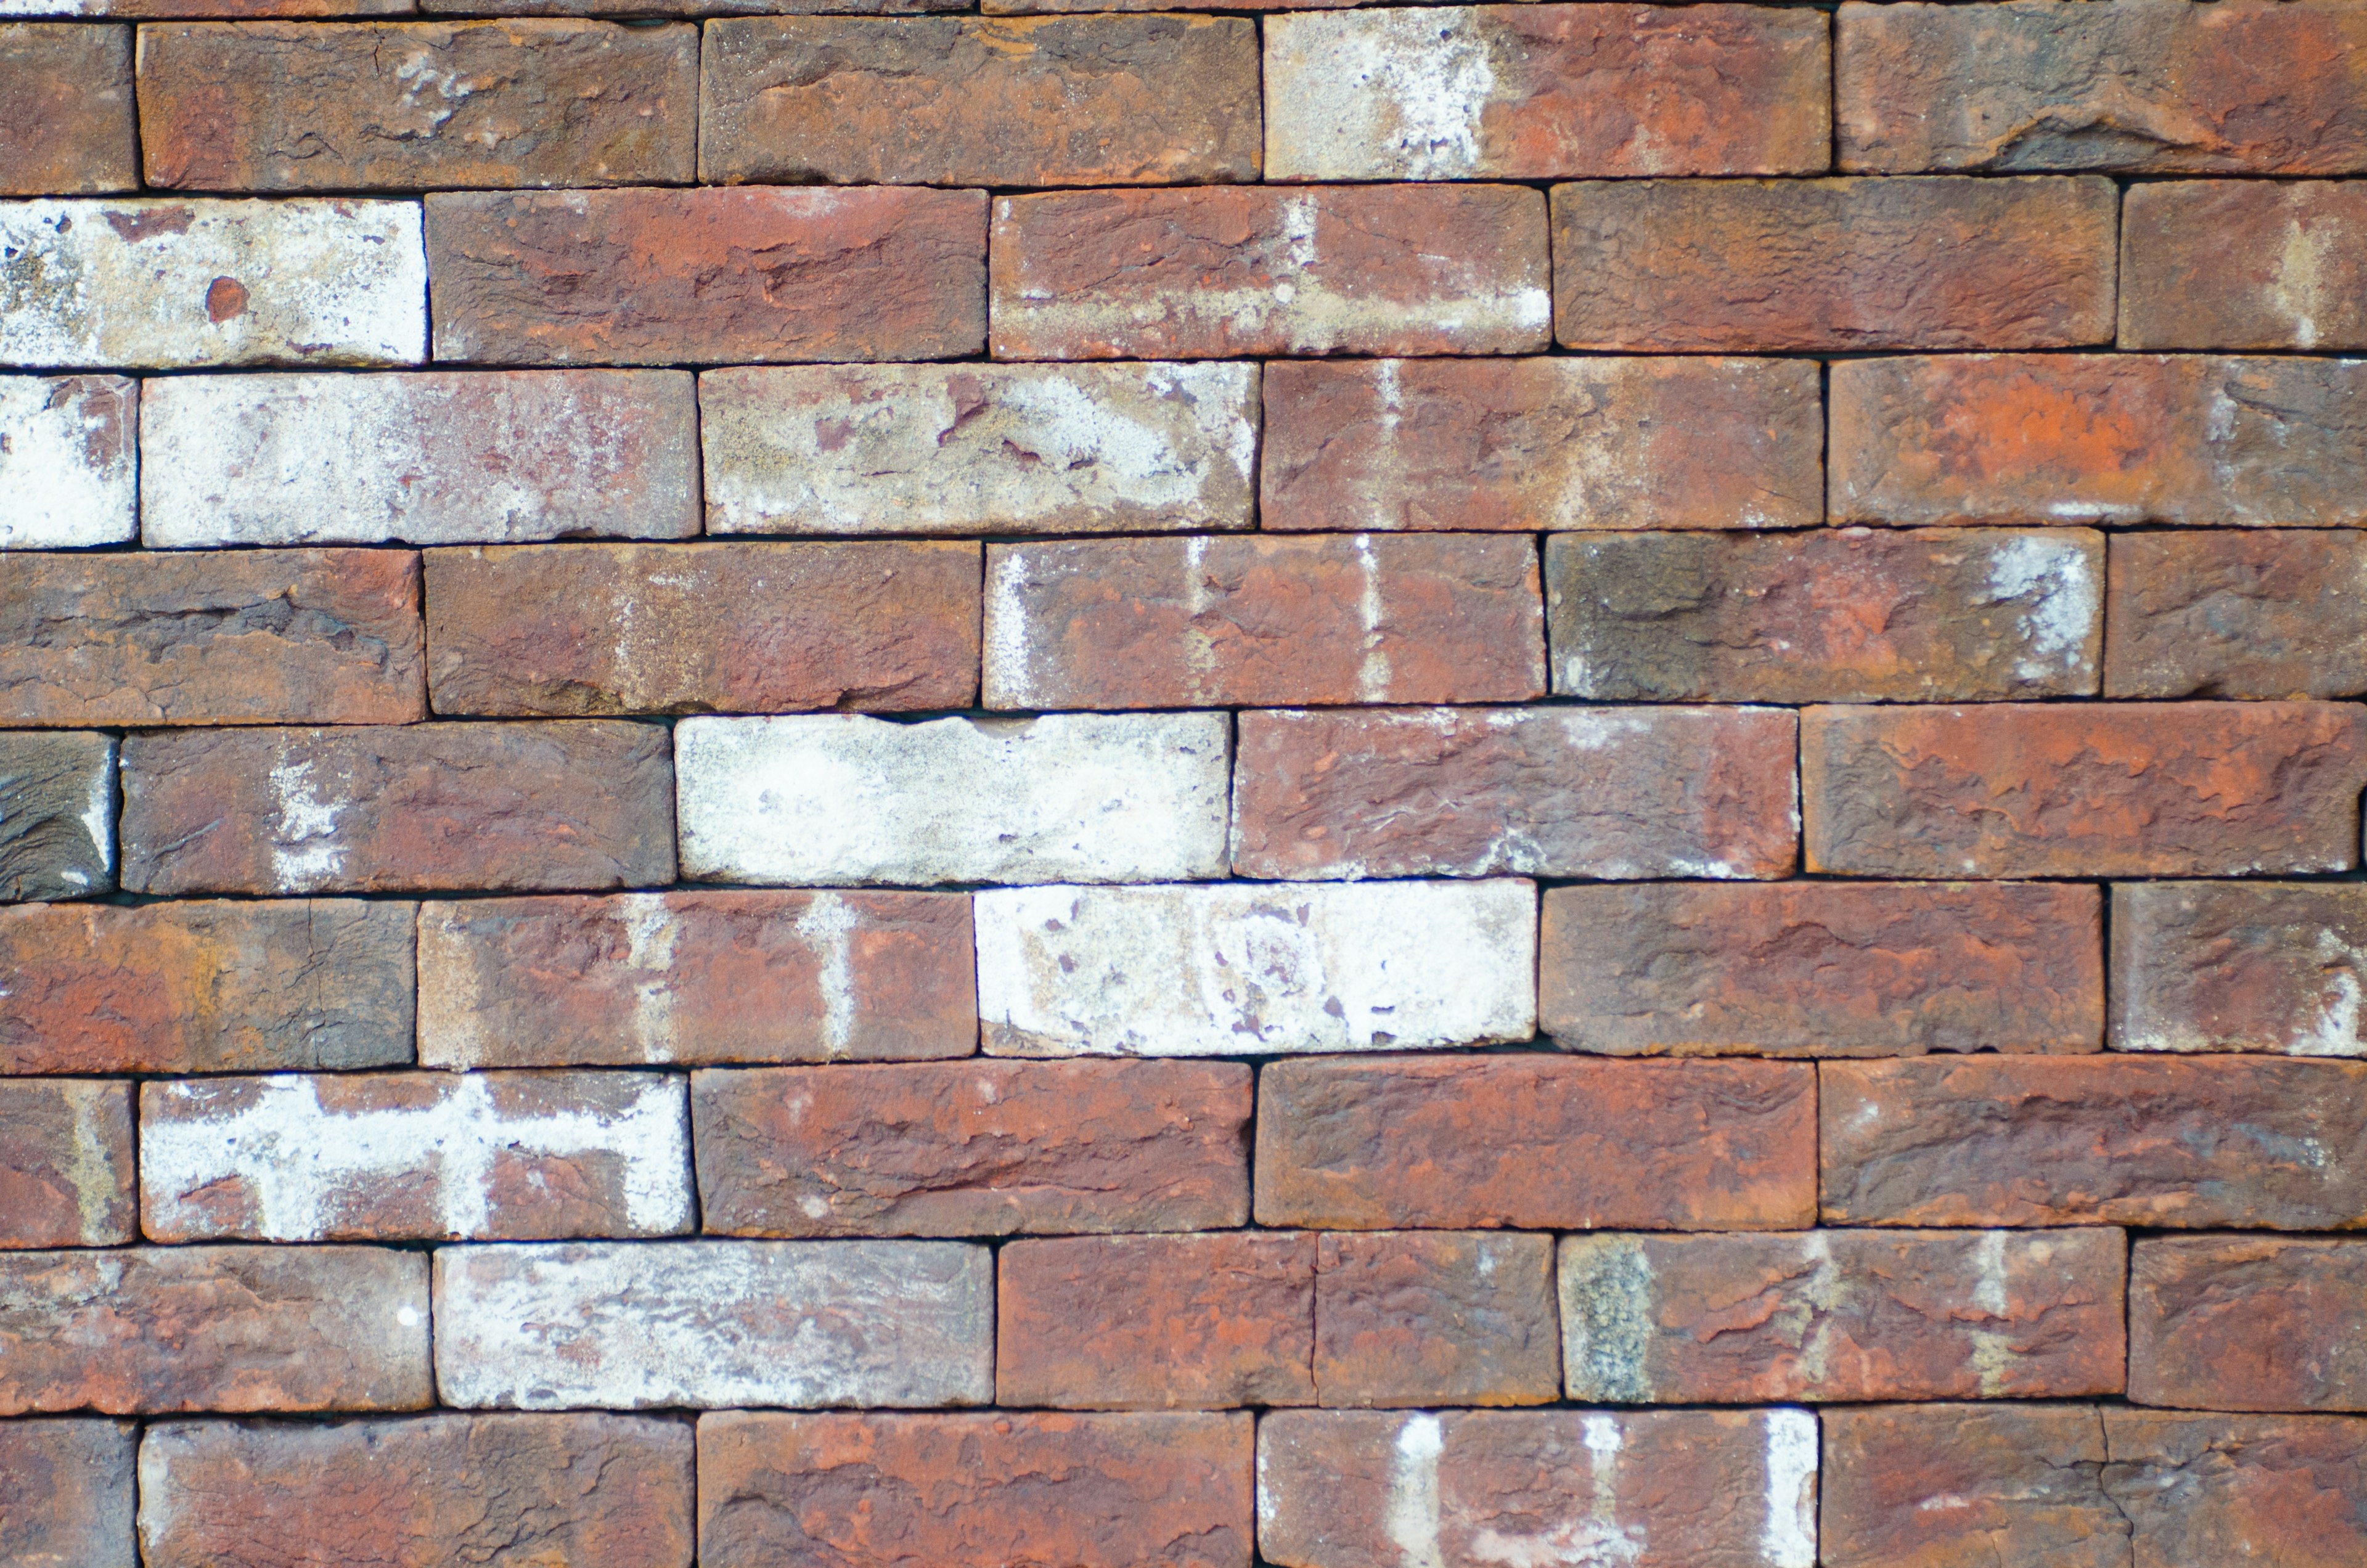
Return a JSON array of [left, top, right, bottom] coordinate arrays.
[[0, 375, 134, 548]]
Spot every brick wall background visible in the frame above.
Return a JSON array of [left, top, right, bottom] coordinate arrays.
[[4, 1, 2367, 1565]]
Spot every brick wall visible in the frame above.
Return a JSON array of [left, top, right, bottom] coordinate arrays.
[[4, 2, 2367, 1566]]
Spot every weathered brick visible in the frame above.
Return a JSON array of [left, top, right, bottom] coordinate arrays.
[[2114, 881, 2367, 1055], [1257, 1055, 1817, 1230], [137, 21, 695, 190], [701, 15, 1257, 186], [2130, 1236, 2367, 1411], [676, 713, 1227, 886], [1821, 1056, 2367, 1229], [1314, 1231, 1558, 1408], [1267, 4, 1828, 180], [425, 541, 979, 716], [1231, 705, 1797, 881], [139, 370, 698, 547], [425, 0, 958, 14], [0, 548, 423, 724], [990, 184, 1550, 359], [0, 197, 423, 368], [419, 891, 973, 1069], [694, 1060, 1251, 1237], [997, 1232, 1316, 1409], [0, 1245, 429, 1415], [1258, 1408, 1819, 1568], [1, 24, 135, 194], [427, 186, 986, 364], [137, 1415, 694, 1568], [699, 1411, 1253, 1568], [2107, 531, 2367, 699], [0, 1080, 134, 1247], [0, 899, 412, 1074], [975, 880, 1536, 1057], [22, 0, 409, 15], [2104, 1410, 2367, 1566], [1540, 881, 2104, 1058], [1561, 1228, 2125, 1404], [701, 362, 1257, 537], [1551, 176, 2117, 351], [1549, 528, 2102, 702], [1261, 356, 1821, 533], [1803, 701, 2367, 878], [0, 1420, 136, 1568], [985, 535, 1542, 709], [1830, 354, 2367, 528], [0, 732, 113, 901], [435, 1239, 991, 1409], [1820, 1403, 2124, 1568], [0, 376, 135, 549], [2122, 179, 2367, 349]]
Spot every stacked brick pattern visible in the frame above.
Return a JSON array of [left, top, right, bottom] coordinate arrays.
[[6, 2, 2367, 1566]]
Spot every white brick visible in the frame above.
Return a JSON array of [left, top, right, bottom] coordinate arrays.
[[975, 878, 1538, 1056], [433, 1239, 993, 1410], [0, 375, 134, 547], [1264, 10, 1506, 181], [701, 362, 1257, 536], [0, 199, 425, 369], [676, 713, 1230, 886], [138, 370, 698, 547]]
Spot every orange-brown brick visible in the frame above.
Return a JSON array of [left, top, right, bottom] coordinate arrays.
[[0, 1420, 136, 1568], [1822, 1403, 2124, 1568], [2106, 1410, 2367, 1567], [1803, 701, 2367, 878], [2130, 1236, 2367, 1411], [2112, 881, 2367, 1055], [0, 25, 136, 195], [2107, 531, 2367, 698], [1313, 1231, 1558, 1408], [0, 1080, 134, 1247], [1551, 176, 2119, 351], [984, 536, 1542, 710], [2122, 180, 2367, 349]]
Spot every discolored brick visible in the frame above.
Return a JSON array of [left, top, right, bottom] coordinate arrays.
[[2114, 881, 2367, 1055], [0, 1420, 136, 1568], [2122, 179, 2367, 349], [0, 732, 114, 901], [2104, 1410, 2367, 1566], [2130, 1236, 2367, 1411], [0, 375, 136, 549], [1820, 1403, 2125, 1568], [40, 0, 410, 16], [1314, 1231, 1558, 1408], [430, 0, 959, 14], [0, 24, 136, 194], [0, 1080, 134, 1247], [2107, 531, 2367, 698]]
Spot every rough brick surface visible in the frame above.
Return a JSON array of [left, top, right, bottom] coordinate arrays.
[[2114, 881, 2367, 1056], [2130, 1236, 2367, 1411], [0, 1419, 136, 1568], [2104, 1410, 2367, 1566], [1820, 1403, 2124, 1568], [0, 1079, 135, 1247], [0, 375, 136, 549], [2122, 179, 2367, 349], [1314, 1231, 1559, 1408], [0, 732, 115, 901], [2107, 530, 2367, 699], [0, 24, 136, 195]]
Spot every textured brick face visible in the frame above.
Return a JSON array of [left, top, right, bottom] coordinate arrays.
[[2130, 1236, 2367, 1411], [0, 1080, 136, 1247], [0, 25, 137, 195], [1820, 1403, 2124, 1568], [2112, 881, 2367, 1055], [0, 1420, 136, 1568], [0, 733, 116, 902], [2122, 180, 2367, 349]]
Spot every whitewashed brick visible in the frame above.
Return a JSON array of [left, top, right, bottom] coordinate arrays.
[[433, 1239, 993, 1410], [0, 199, 424, 369], [0, 375, 134, 547], [700, 362, 1257, 536], [975, 879, 1538, 1056], [676, 713, 1230, 886]]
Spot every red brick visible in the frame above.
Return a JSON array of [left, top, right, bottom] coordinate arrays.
[[0, 1420, 136, 1568], [997, 1233, 1315, 1410], [2122, 179, 2367, 350], [699, 1410, 1253, 1568], [2113, 881, 2367, 1055], [1551, 176, 2118, 351], [0, 732, 114, 902], [1821, 1403, 2123, 1568], [694, 1060, 1249, 1238], [1231, 705, 1797, 881], [1804, 701, 2367, 878], [2105, 1410, 2367, 1566], [989, 184, 1550, 359], [1540, 881, 2104, 1058], [425, 541, 980, 717], [1314, 1231, 1558, 1408], [700, 15, 1257, 186], [985, 536, 1542, 710], [427, 186, 986, 365], [0, 25, 136, 195], [0, 1245, 429, 1415], [65, 0, 408, 17], [120, 721, 675, 895], [2107, 531, 2367, 699], [0, 1080, 134, 1247], [2131, 1236, 2367, 1411], [1821, 1056, 2367, 1229], [1257, 1054, 1816, 1231]]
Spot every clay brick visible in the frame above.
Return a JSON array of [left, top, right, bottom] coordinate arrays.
[[0, 549, 423, 725], [990, 184, 1550, 359], [427, 186, 986, 365], [425, 541, 979, 716], [0, 899, 413, 1074], [676, 713, 1227, 886], [1821, 1056, 2367, 1229], [0, 1245, 429, 1415], [418, 891, 973, 1069], [1821, 1403, 2125, 1568], [1258, 1408, 1819, 1568], [2122, 179, 2367, 349], [701, 362, 1257, 537], [0, 376, 136, 549], [36, 0, 409, 15], [1314, 1231, 1558, 1408], [1231, 705, 1797, 881], [1267, 4, 1828, 179], [975, 880, 1536, 1056], [0, 25, 136, 194], [2114, 881, 2367, 1055], [431, 0, 955, 14], [701, 15, 1257, 186], [138, 1415, 694, 1568], [699, 1410, 1253, 1568], [693, 1060, 1251, 1237], [1803, 701, 2367, 878], [0, 1420, 136, 1568], [1560, 1228, 2126, 1404], [0, 732, 113, 901], [1261, 356, 1822, 533], [2107, 531, 2367, 699], [1551, 176, 2118, 351], [0, 1080, 134, 1247], [2130, 1236, 2367, 1411], [0, 198, 423, 369], [137, 21, 695, 190], [2104, 1410, 2367, 1566], [1257, 1055, 1817, 1231], [434, 1239, 992, 1410], [985, 534, 1542, 709], [1540, 881, 2104, 1058], [139, 370, 698, 547], [1549, 528, 2103, 702]]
